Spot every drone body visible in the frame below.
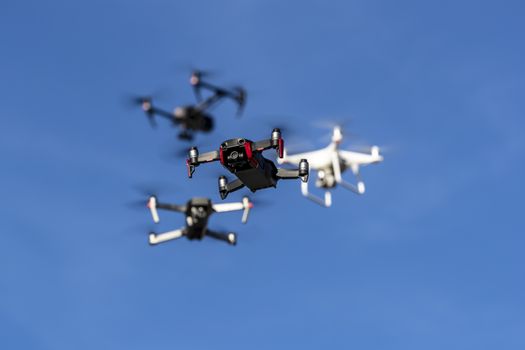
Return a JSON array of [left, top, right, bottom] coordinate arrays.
[[278, 126, 383, 207], [147, 196, 252, 246], [186, 128, 309, 199], [136, 71, 246, 140]]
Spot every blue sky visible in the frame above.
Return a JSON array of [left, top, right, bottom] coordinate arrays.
[[1, 0, 524, 348]]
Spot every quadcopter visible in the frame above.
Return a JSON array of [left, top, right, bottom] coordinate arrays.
[[134, 70, 246, 140], [186, 128, 309, 199], [278, 126, 383, 207], [147, 195, 253, 246]]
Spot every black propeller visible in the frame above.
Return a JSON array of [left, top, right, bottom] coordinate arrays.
[[128, 95, 157, 128], [190, 69, 216, 101], [233, 86, 247, 116]]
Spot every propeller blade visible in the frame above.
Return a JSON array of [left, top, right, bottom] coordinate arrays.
[[125, 198, 149, 211], [124, 95, 158, 128], [132, 182, 179, 198], [233, 86, 247, 117], [347, 143, 393, 154], [311, 118, 352, 130], [118, 222, 156, 238]]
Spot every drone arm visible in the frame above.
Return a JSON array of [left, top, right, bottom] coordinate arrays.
[[212, 196, 253, 223], [218, 177, 245, 200], [193, 80, 245, 115], [212, 202, 244, 212], [195, 93, 222, 112], [300, 181, 332, 207], [147, 196, 186, 223], [150, 107, 176, 121], [252, 139, 273, 151], [196, 150, 221, 163], [149, 228, 186, 245], [157, 203, 186, 213], [186, 149, 221, 178], [276, 159, 309, 183], [252, 129, 285, 157], [205, 230, 237, 245]]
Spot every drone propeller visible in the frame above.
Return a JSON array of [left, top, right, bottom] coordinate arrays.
[[347, 143, 393, 155], [159, 131, 223, 161], [313, 118, 350, 132], [118, 222, 156, 238], [125, 198, 150, 211], [311, 118, 352, 130], [232, 86, 247, 117], [252, 118, 296, 137], [245, 196, 271, 208], [189, 69, 217, 101], [127, 95, 157, 128], [131, 182, 179, 201], [310, 119, 362, 146]]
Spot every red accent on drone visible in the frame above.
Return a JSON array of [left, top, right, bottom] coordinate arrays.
[[219, 148, 224, 164], [244, 141, 253, 160], [186, 159, 191, 177], [278, 138, 284, 158]]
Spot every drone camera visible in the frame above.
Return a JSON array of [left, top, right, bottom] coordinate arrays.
[[219, 139, 255, 170]]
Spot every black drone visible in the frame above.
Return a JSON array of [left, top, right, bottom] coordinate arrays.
[[134, 70, 246, 140], [186, 128, 309, 199], [147, 195, 253, 246]]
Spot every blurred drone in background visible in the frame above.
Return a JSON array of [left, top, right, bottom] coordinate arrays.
[[132, 70, 247, 141], [278, 126, 383, 207], [147, 195, 253, 246]]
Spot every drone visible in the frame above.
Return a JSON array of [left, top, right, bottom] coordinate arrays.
[[134, 70, 246, 140], [186, 128, 310, 199], [278, 126, 383, 207], [147, 195, 253, 246]]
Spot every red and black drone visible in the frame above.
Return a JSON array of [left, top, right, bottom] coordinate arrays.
[[186, 128, 309, 199]]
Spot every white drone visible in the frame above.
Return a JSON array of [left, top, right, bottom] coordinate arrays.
[[278, 126, 383, 207]]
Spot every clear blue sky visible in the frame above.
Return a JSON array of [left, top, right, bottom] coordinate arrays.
[[1, 0, 524, 349]]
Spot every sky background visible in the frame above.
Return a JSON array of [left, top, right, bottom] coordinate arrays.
[[1, 0, 524, 349]]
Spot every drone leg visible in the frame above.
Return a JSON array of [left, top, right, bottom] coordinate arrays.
[[149, 228, 186, 245], [218, 177, 244, 200], [206, 230, 237, 246], [342, 168, 366, 194], [300, 181, 332, 207], [333, 157, 365, 194]]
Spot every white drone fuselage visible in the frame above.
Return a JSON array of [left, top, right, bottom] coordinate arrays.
[[278, 126, 383, 207]]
